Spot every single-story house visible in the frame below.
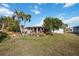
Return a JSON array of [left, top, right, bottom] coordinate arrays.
[[69, 26, 79, 33], [25, 26, 45, 34], [25, 26, 64, 34]]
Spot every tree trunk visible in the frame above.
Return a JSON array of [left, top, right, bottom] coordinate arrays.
[[52, 29, 54, 35], [1, 23, 5, 31], [19, 25, 23, 35], [64, 27, 66, 33]]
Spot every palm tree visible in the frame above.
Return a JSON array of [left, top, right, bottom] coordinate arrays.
[[13, 9, 31, 34]]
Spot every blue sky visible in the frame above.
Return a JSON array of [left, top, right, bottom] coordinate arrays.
[[0, 3, 79, 27]]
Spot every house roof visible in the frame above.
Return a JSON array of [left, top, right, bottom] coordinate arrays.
[[73, 26, 79, 28], [25, 26, 45, 29]]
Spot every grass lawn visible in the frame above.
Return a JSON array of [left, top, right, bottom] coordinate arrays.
[[0, 33, 79, 56]]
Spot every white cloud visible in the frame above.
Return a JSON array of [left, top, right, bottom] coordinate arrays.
[[31, 5, 41, 14], [63, 16, 79, 23], [30, 4, 43, 15], [63, 3, 76, 8], [31, 9, 40, 14], [0, 7, 13, 17], [1, 3, 9, 8], [34, 5, 38, 9], [56, 14, 79, 25]]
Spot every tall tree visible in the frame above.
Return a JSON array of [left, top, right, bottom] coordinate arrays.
[[43, 17, 63, 34], [13, 9, 31, 34]]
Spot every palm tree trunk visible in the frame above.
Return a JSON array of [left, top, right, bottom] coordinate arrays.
[[64, 27, 66, 33], [1, 23, 4, 31], [19, 25, 23, 35]]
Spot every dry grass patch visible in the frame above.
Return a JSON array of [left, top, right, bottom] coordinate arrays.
[[0, 33, 79, 55]]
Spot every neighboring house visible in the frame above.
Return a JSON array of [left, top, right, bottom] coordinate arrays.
[[25, 26, 64, 34], [69, 26, 79, 33], [69, 27, 73, 32], [51, 29, 64, 34]]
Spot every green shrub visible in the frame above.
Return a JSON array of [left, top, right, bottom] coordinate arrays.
[[0, 32, 9, 42], [6, 25, 19, 32]]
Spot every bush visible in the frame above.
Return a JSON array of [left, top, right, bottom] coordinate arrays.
[[0, 32, 9, 42], [6, 25, 20, 32]]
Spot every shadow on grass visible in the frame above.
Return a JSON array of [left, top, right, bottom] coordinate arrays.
[[70, 32, 79, 36], [0, 32, 9, 42]]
